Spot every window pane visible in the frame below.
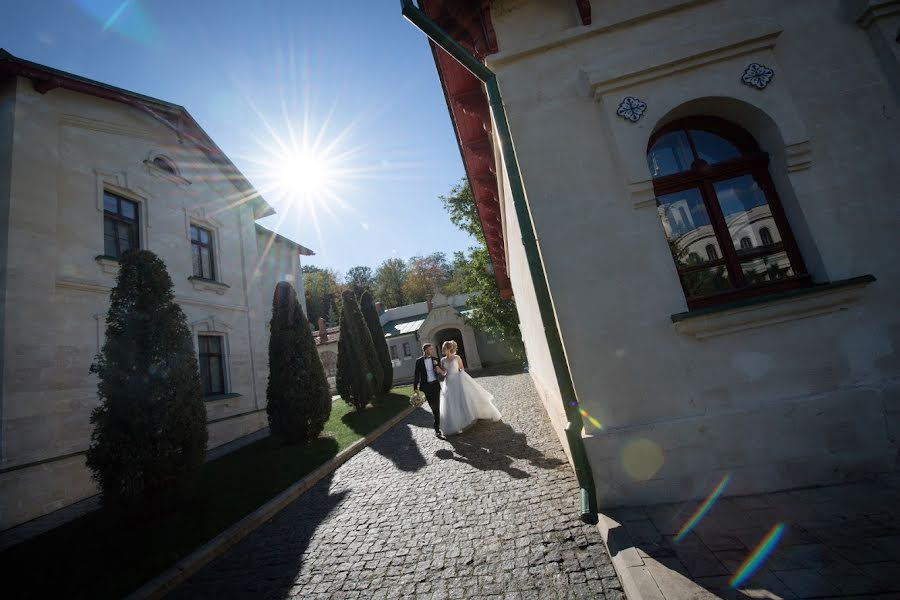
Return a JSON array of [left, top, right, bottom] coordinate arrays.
[[192, 245, 203, 277], [647, 130, 693, 177], [689, 130, 742, 165], [656, 188, 723, 269], [390, 345, 398, 359], [208, 356, 224, 394], [741, 252, 795, 285], [712, 175, 785, 257], [190, 225, 199, 242], [200, 229, 210, 244], [104, 218, 117, 256], [199, 358, 211, 394], [403, 343, 411, 357], [680, 265, 732, 298], [103, 193, 117, 213], [120, 199, 136, 220], [201, 247, 213, 279], [117, 222, 134, 254], [207, 336, 222, 354]]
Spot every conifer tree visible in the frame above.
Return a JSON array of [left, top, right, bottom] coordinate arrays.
[[359, 290, 393, 394], [87, 250, 208, 510], [267, 281, 332, 443], [336, 290, 380, 409]]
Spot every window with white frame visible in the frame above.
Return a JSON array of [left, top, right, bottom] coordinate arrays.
[[190, 224, 216, 280], [103, 191, 140, 258]]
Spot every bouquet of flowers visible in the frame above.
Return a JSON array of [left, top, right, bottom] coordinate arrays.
[[410, 390, 426, 407]]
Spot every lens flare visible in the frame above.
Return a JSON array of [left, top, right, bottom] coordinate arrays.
[[674, 473, 731, 542], [580, 408, 603, 430], [621, 438, 664, 481], [730, 523, 786, 588]]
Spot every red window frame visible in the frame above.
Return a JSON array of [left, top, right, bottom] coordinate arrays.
[[648, 116, 810, 310]]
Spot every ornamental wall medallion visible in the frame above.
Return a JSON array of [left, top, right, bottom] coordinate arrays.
[[742, 63, 774, 89], [617, 96, 647, 122]]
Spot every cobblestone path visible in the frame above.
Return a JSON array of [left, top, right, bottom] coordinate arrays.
[[170, 371, 621, 599]]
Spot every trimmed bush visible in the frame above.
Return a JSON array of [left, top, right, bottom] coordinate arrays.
[[86, 250, 208, 511], [359, 290, 393, 394], [336, 290, 380, 409], [266, 281, 332, 443]]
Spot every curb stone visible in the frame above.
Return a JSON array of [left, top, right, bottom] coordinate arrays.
[[127, 404, 416, 600], [598, 513, 664, 600]]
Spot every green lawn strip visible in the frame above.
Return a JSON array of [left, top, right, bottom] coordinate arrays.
[[2, 386, 413, 600]]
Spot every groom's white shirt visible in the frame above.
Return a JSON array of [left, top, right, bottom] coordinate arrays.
[[424, 357, 437, 383]]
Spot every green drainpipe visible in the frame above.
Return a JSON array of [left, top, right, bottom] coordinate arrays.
[[401, 0, 598, 524]]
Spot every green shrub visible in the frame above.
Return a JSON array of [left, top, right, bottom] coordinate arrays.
[[359, 290, 393, 394], [266, 281, 332, 443], [86, 250, 208, 511], [335, 290, 379, 409]]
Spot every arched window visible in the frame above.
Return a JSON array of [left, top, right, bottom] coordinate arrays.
[[648, 116, 808, 309], [151, 155, 178, 176]]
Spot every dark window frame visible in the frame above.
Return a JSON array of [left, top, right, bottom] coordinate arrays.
[[103, 191, 140, 258], [190, 224, 216, 280], [648, 116, 809, 310], [402, 342, 411, 357], [390, 345, 398, 360], [198, 335, 226, 396]]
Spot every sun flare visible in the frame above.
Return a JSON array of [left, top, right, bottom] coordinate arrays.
[[274, 149, 337, 197]]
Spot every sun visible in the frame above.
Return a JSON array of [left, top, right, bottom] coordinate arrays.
[[273, 149, 338, 197]]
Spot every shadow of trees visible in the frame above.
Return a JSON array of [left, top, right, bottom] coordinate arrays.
[[170, 474, 348, 599]]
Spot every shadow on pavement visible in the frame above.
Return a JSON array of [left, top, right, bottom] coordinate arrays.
[[435, 420, 565, 479], [170, 474, 348, 600]]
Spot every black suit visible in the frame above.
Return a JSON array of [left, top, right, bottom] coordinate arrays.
[[414, 355, 442, 432]]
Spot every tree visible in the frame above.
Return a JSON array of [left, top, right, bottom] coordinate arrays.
[[402, 252, 452, 303], [303, 266, 340, 325], [266, 281, 331, 444], [443, 251, 472, 296], [359, 290, 393, 394], [440, 179, 525, 360], [86, 250, 208, 511], [336, 290, 381, 409], [374, 258, 407, 309], [345, 266, 375, 299]]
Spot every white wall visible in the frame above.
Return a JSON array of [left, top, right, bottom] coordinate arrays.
[[488, 0, 900, 506], [0, 79, 278, 529]]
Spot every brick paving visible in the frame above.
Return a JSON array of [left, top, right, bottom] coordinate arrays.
[[170, 370, 621, 600], [607, 473, 900, 599]]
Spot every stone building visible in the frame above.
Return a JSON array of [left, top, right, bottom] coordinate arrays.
[[406, 1, 900, 508], [0, 49, 313, 530]]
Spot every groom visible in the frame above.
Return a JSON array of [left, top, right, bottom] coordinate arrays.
[[413, 343, 445, 438]]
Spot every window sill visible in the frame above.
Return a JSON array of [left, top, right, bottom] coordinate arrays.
[[670, 275, 876, 339], [188, 276, 231, 295], [95, 254, 120, 274], [204, 393, 241, 403]]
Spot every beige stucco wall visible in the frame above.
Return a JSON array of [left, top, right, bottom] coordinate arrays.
[[0, 78, 283, 529], [488, 0, 900, 506]]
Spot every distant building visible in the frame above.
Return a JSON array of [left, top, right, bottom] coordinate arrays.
[[0, 50, 313, 530], [379, 292, 517, 383]]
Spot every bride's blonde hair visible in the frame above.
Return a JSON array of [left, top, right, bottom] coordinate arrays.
[[441, 340, 458, 355]]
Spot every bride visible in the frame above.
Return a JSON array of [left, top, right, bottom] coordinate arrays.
[[439, 340, 502, 436]]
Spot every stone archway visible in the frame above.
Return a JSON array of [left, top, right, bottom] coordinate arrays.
[[434, 328, 467, 365]]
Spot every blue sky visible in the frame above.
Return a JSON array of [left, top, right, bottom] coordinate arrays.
[[1, 0, 475, 274]]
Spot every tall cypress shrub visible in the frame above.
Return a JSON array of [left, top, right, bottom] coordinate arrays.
[[86, 250, 208, 511], [359, 290, 393, 394], [267, 281, 331, 443], [336, 290, 379, 409]]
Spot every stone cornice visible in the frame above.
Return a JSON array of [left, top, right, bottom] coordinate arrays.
[[56, 276, 249, 313], [581, 19, 783, 98]]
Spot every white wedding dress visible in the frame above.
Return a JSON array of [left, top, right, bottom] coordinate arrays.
[[439, 354, 502, 436]]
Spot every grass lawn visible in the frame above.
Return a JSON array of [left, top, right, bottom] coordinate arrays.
[[2, 385, 413, 600]]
